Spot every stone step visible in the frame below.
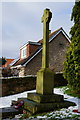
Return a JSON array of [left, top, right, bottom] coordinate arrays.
[[18, 97, 76, 117], [27, 92, 64, 103], [0, 106, 23, 119]]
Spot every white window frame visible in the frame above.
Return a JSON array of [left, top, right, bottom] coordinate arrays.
[[21, 47, 26, 59]]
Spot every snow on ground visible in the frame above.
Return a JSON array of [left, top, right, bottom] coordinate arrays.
[[0, 88, 80, 109], [54, 87, 80, 106], [0, 90, 36, 108], [0, 88, 80, 118], [1, 87, 80, 119], [54, 87, 80, 113]]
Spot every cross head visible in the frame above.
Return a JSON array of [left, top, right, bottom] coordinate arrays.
[[42, 8, 52, 23]]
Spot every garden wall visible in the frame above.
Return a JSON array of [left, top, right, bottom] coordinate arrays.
[[1, 76, 36, 96], [1, 73, 67, 96]]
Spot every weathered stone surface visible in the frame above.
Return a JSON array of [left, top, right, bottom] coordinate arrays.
[[36, 9, 54, 95], [19, 98, 76, 115], [41, 9, 52, 69], [36, 68, 54, 95], [27, 92, 64, 103]]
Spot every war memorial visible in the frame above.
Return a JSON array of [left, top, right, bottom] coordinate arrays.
[[19, 8, 75, 117]]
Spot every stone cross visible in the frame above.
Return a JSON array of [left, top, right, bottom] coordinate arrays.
[[36, 9, 53, 95], [41, 8, 52, 68], [22, 9, 74, 117]]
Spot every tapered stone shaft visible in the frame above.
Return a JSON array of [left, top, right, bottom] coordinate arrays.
[[36, 9, 53, 95], [41, 9, 52, 68]]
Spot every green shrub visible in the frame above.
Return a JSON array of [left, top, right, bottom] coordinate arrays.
[[63, 2, 80, 93]]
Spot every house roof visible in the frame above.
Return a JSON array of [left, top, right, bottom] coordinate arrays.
[[2, 59, 14, 68], [12, 27, 70, 68], [20, 41, 41, 50], [12, 46, 41, 67], [38, 27, 63, 43], [9, 57, 20, 66]]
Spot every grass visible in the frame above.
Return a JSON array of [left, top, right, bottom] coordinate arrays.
[[24, 111, 80, 120], [63, 86, 80, 98], [55, 85, 80, 98], [20, 107, 80, 119], [55, 85, 66, 88]]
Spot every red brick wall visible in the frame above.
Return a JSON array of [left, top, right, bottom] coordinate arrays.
[[27, 44, 40, 56], [20, 44, 40, 59]]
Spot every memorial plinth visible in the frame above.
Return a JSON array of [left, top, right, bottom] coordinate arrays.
[[36, 68, 54, 95], [20, 8, 75, 117]]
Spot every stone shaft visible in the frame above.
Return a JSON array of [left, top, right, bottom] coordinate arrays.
[[36, 9, 53, 95], [42, 9, 52, 68]]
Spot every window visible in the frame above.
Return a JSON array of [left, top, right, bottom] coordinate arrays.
[[21, 47, 26, 59]]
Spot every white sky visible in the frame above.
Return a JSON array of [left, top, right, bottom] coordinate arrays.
[[1, 1, 75, 59], [1, 0, 75, 2]]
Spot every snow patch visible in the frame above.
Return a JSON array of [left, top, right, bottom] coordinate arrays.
[[0, 87, 80, 117]]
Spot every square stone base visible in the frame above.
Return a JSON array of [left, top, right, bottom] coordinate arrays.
[[27, 92, 64, 103], [36, 68, 54, 95], [18, 98, 75, 117], [18, 93, 76, 117]]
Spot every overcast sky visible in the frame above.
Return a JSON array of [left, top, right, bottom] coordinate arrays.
[[1, 1, 75, 59]]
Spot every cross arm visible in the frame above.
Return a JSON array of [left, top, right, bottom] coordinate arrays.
[[41, 8, 52, 23]]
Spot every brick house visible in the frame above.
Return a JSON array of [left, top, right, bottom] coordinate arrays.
[[2, 59, 14, 68], [11, 27, 70, 77]]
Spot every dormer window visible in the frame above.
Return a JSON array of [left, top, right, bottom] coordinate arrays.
[[21, 47, 26, 59], [20, 41, 41, 60]]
